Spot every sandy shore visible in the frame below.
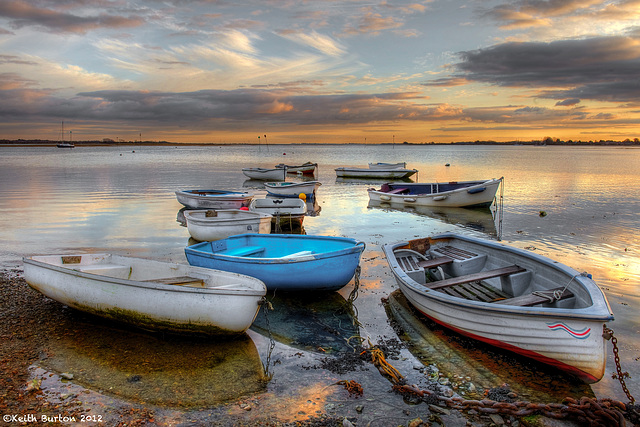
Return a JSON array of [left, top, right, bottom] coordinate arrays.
[[4, 267, 637, 427]]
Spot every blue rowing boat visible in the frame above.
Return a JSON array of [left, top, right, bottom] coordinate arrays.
[[185, 234, 365, 292]]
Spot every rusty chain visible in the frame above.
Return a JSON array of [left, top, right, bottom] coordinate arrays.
[[258, 297, 276, 381], [604, 324, 635, 405], [360, 343, 639, 426]]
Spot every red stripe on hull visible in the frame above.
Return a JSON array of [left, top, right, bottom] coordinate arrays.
[[418, 310, 599, 384]]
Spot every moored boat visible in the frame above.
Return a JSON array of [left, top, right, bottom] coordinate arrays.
[[249, 197, 307, 232], [185, 233, 365, 292], [383, 232, 614, 383], [264, 181, 321, 197], [23, 253, 267, 335], [368, 162, 406, 169], [184, 209, 272, 241], [368, 178, 502, 208], [175, 189, 253, 209], [242, 167, 287, 181], [335, 167, 418, 179], [275, 162, 317, 175], [249, 197, 306, 219]]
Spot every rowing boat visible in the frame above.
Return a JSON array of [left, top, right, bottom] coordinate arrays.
[[383, 232, 614, 383]]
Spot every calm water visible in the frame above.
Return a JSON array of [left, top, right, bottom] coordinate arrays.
[[1, 144, 639, 419]]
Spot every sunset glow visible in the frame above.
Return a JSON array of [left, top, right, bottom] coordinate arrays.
[[1, 1, 640, 144]]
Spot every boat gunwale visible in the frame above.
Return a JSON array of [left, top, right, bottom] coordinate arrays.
[[186, 234, 365, 264], [184, 209, 273, 225], [264, 181, 321, 188], [382, 233, 614, 321], [176, 190, 252, 200], [23, 255, 267, 297]]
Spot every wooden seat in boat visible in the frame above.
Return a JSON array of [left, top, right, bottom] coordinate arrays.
[[428, 265, 526, 290], [417, 256, 453, 269], [145, 276, 205, 287], [493, 287, 574, 306], [431, 245, 479, 260]]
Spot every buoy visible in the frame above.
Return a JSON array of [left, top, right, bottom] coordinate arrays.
[[240, 206, 249, 211], [298, 193, 307, 200]]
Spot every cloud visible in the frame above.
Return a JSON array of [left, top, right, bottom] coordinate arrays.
[[447, 35, 640, 102], [341, 11, 404, 36], [0, 1, 144, 34], [556, 98, 580, 106], [276, 30, 346, 57], [0, 87, 461, 129]]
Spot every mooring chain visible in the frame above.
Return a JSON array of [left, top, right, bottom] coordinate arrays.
[[436, 395, 629, 426], [360, 343, 635, 426], [604, 325, 635, 405], [348, 265, 361, 305], [258, 297, 276, 380]]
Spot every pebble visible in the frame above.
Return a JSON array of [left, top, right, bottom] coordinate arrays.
[[489, 413, 505, 425], [60, 372, 74, 380]]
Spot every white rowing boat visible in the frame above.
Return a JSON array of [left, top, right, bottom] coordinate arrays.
[[184, 209, 272, 241], [23, 254, 267, 335], [383, 233, 614, 383]]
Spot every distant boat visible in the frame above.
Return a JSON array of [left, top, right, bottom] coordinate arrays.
[[56, 121, 74, 148], [249, 197, 307, 231], [368, 178, 502, 208], [368, 162, 406, 169], [23, 253, 267, 336], [275, 162, 317, 175], [242, 168, 287, 181], [383, 233, 614, 383], [184, 209, 272, 242], [335, 167, 418, 179], [263, 181, 321, 197], [185, 233, 366, 292], [175, 189, 253, 209]]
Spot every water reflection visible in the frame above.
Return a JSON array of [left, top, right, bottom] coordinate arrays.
[[367, 200, 498, 237], [251, 291, 360, 354], [39, 312, 267, 407], [384, 290, 593, 402]]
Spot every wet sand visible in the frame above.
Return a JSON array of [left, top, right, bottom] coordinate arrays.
[[0, 269, 475, 426], [5, 267, 640, 426]]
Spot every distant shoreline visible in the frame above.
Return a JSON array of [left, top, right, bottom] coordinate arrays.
[[1, 139, 639, 147]]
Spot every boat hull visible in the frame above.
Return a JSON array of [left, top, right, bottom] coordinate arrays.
[[176, 190, 253, 209], [23, 254, 266, 335], [368, 178, 501, 208], [335, 167, 417, 179], [242, 168, 287, 181], [275, 162, 317, 175], [368, 162, 406, 169], [185, 234, 365, 292], [184, 209, 272, 241], [264, 181, 321, 197], [383, 233, 614, 383]]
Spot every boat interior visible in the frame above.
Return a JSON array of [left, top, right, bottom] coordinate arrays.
[[382, 182, 483, 195], [393, 238, 584, 309]]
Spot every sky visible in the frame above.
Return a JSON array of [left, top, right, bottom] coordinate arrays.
[[1, 0, 640, 144]]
